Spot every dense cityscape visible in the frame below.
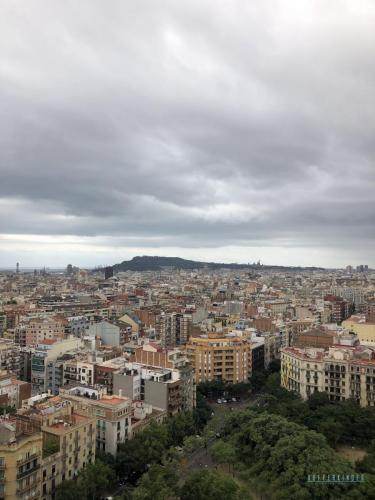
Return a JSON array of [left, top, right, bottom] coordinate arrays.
[[0, 261, 374, 498]]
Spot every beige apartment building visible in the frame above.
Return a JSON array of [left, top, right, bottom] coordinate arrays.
[[15, 396, 96, 499], [26, 317, 66, 346], [281, 344, 375, 407], [62, 359, 95, 386], [41, 409, 95, 484], [0, 423, 43, 500], [186, 333, 252, 384]]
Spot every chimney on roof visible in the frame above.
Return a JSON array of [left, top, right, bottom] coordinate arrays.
[[118, 389, 122, 397]]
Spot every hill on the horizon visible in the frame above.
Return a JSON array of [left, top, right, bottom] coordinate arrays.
[[110, 256, 324, 272]]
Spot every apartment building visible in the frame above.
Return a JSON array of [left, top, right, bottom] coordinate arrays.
[[65, 316, 89, 338], [331, 287, 365, 313], [113, 363, 187, 415], [129, 344, 195, 411], [41, 409, 95, 485], [261, 332, 281, 368], [279, 319, 315, 347], [185, 333, 252, 384], [159, 312, 192, 348], [87, 321, 121, 346], [30, 338, 84, 395], [281, 343, 375, 406], [250, 340, 264, 371], [0, 340, 21, 378], [265, 300, 291, 316], [94, 357, 127, 395], [0, 371, 31, 409], [62, 359, 95, 387], [16, 396, 96, 498], [0, 421, 43, 500], [324, 295, 350, 323], [59, 386, 132, 455], [25, 317, 66, 346]]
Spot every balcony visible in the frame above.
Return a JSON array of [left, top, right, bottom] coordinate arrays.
[[16, 483, 40, 496], [17, 453, 40, 467], [17, 464, 40, 479]]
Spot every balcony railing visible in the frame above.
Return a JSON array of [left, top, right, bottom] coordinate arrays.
[[17, 464, 40, 479], [17, 453, 40, 466]]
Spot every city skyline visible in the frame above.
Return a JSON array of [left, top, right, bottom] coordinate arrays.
[[1, 1, 375, 268]]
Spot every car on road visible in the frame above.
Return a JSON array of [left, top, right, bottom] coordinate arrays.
[[217, 398, 222, 404]]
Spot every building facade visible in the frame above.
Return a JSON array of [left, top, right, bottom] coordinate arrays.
[[186, 334, 252, 384], [281, 344, 375, 407]]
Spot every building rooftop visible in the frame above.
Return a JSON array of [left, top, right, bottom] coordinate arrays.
[[97, 396, 130, 406], [44, 413, 91, 433]]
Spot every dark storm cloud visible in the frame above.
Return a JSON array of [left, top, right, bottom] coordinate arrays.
[[1, 0, 375, 261]]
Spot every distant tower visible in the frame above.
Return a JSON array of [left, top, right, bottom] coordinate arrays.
[[16, 262, 19, 274]]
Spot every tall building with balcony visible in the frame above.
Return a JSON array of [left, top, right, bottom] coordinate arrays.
[[185, 333, 252, 384], [16, 395, 96, 497], [62, 359, 95, 387], [324, 295, 350, 323], [41, 409, 95, 487], [0, 420, 43, 500], [159, 312, 192, 348], [281, 343, 375, 406]]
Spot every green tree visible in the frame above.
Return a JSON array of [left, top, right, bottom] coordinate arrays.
[[307, 391, 330, 410], [132, 464, 178, 500], [80, 459, 115, 499], [183, 435, 203, 454], [211, 440, 237, 471], [193, 391, 211, 430], [56, 479, 86, 500], [117, 422, 169, 481], [180, 469, 239, 500], [166, 412, 196, 446]]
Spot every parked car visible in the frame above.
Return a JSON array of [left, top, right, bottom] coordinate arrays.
[[217, 398, 222, 404]]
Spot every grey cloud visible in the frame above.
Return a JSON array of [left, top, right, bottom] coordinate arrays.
[[0, 0, 375, 264]]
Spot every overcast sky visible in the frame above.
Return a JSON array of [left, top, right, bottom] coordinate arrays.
[[1, 1, 375, 269]]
